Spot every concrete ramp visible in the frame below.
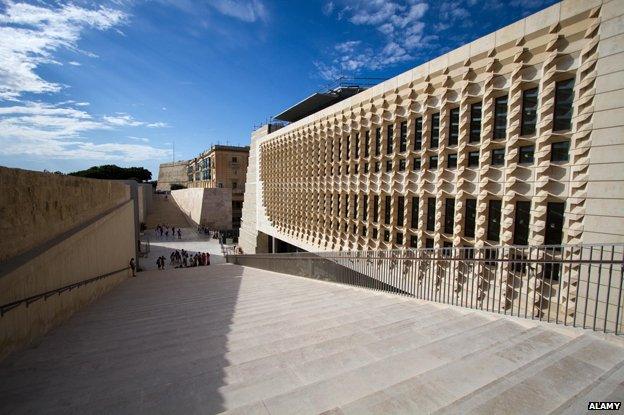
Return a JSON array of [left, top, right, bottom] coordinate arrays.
[[145, 194, 190, 228], [0, 265, 623, 414]]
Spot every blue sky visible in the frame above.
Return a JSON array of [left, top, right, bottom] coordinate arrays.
[[0, 0, 556, 178]]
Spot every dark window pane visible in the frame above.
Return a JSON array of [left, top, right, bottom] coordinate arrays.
[[545, 202, 565, 245], [384, 195, 391, 225], [352, 194, 358, 219], [492, 148, 505, 166], [384, 230, 390, 242], [411, 196, 419, 228], [373, 195, 379, 222], [426, 238, 434, 248], [354, 133, 360, 158], [387, 125, 394, 154], [375, 127, 382, 155], [487, 199, 502, 242], [400, 121, 407, 152], [365, 131, 370, 157], [468, 151, 480, 167], [444, 198, 455, 234], [410, 235, 418, 248], [396, 232, 403, 245], [553, 78, 574, 131], [448, 153, 457, 169], [431, 113, 440, 148], [364, 162, 369, 173], [521, 88, 538, 135], [514, 201, 531, 245], [373, 228, 378, 239], [413, 157, 421, 170], [386, 160, 393, 172], [346, 135, 350, 160], [470, 102, 482, 142], [519, 145, 534, 164], [362, 195, 368, 221], [449, 107, 459, 146], [494, 95, 508, 139], [375, 161, 380, 172], [397, 196, 405, 227], [427, 197, 436, 231], [430, 155, 438, 169], [465, 199, 476, 238], [551, 141, 570, 162], [414, 117, 422, 150], [398, 158, 406, 171]]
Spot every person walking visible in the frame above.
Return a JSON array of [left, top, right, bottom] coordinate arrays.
[[177, 229, 181, 239], [129, 258, 136, 277]]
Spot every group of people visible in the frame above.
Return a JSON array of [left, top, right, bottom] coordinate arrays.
[[169, 249, 211, 268], [155, 224, 181, 239]]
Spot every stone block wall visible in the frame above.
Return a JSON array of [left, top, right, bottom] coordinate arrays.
[[156, 161, 188, 191], [171, 187, 232, 229]]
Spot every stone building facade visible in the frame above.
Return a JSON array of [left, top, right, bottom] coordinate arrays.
[[155, 161, 188, 191], [240, 0, 624, 254], [187, 145, 250, 228]]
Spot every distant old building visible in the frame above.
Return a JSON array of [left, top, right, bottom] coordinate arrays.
[[155, 161, 188, 191], [187, 145, 250, 228]]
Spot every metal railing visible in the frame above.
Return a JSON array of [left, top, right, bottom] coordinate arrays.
[[0, 267, 130, 316], [228, 243, 624, 334]]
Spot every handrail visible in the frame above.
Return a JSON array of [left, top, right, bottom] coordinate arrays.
[[0, 266, 130, 316], [227, 243, 624, 335]]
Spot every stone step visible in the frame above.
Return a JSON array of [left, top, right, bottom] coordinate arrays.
[[446, 333, 624, 414], [217, 318, 531, 414], [337, 327, 575, 414]]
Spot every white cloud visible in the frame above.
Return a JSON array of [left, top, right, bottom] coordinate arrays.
[[0, 1, 126, 100], [209, 0, 268, 23], [318, 0, 431, 79], [128, 136, 150, 143], [67, 61, 81, 66], [322, 1, 335, 16], [103, 113, 167, 128]]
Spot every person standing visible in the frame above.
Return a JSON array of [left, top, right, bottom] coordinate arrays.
[[129, 258, 136, 277]]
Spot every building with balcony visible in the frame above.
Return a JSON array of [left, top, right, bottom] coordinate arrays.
[[187, 145, 250, 228], [240, 0, 624, 254]]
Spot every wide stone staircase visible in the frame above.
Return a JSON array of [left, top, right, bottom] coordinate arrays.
[[1, 264, 623, 414], [145, 194, 190, 229]]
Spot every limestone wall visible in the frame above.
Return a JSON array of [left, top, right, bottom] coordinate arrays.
[[137, 183, 153, 224], [156, 161, 188, 191], [0, 167, 137, 361], [0, 167, 129, 263], [171, 188, 232, 229]]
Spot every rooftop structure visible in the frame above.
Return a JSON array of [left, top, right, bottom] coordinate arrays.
[[274, 86, 368, 123]]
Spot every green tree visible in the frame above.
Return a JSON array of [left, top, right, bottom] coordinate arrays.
[[69, 165, 152, 182]]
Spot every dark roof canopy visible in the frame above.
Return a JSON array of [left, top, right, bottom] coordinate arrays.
[[274, 86, 367, 123]]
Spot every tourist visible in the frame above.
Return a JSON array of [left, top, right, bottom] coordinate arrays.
[[129, 258, 136, 277], [177, 229, 181, 239], [206, 252, 210, 266], [156, 257, 161, 270]]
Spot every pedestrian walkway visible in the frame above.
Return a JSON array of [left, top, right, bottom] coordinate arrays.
[[1, 264, 623, 414]]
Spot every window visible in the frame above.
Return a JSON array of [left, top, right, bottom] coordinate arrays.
[[355, 133, 360, 158], [449, 107, 459, 146], [470, 102, 482, 142], [384, 230, 390, 242], [426, 238, 434, 249], [447, 153, 457, 169], [346, 135, 350, 160], [384, 196, 391, 225], [410, 235, 418, 248], [487, 199, 502, 242], [386, 160, 393, 172], [362, 195, 368, 221], [492, 148, 505, 166], [519, 145, 534, 164], [468, 151, 480, 167], [364, 163, 369, 173], [373, 195, 379, 222], [494, 95, 508, 139], [361, 226, 367, 237], [465, 199, 476, 238], [397, 196, 405, 227], [386, 125, 394, 154], [374, 161, 380, 173], [521, 88, 538, 135], [514, 201, 531, 245], [218, 182, 223, 188], [427, 197, 436, 231], [232, 156, 238, 162], [365, 131, 370, 157], [430, 155, 438, 169], [444, 198, 455, 234], [414, 117, 423, 150], [400, 121, 407, 152], [411, 197, 419, 228], [413, 157, 421, 170], [553, 78, 574, 131], [375, 127, 382, 155], [398, 159, 406, 171], [396, 232, 404, 245], [545, 202, 565, 245], [352, 194, 358, 219], [373, 228, 379, 239], [431, 113, 440, 148], [232, 181, 237, 189], [551, 141, 570, 162], [344, 194, 349, 218]]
